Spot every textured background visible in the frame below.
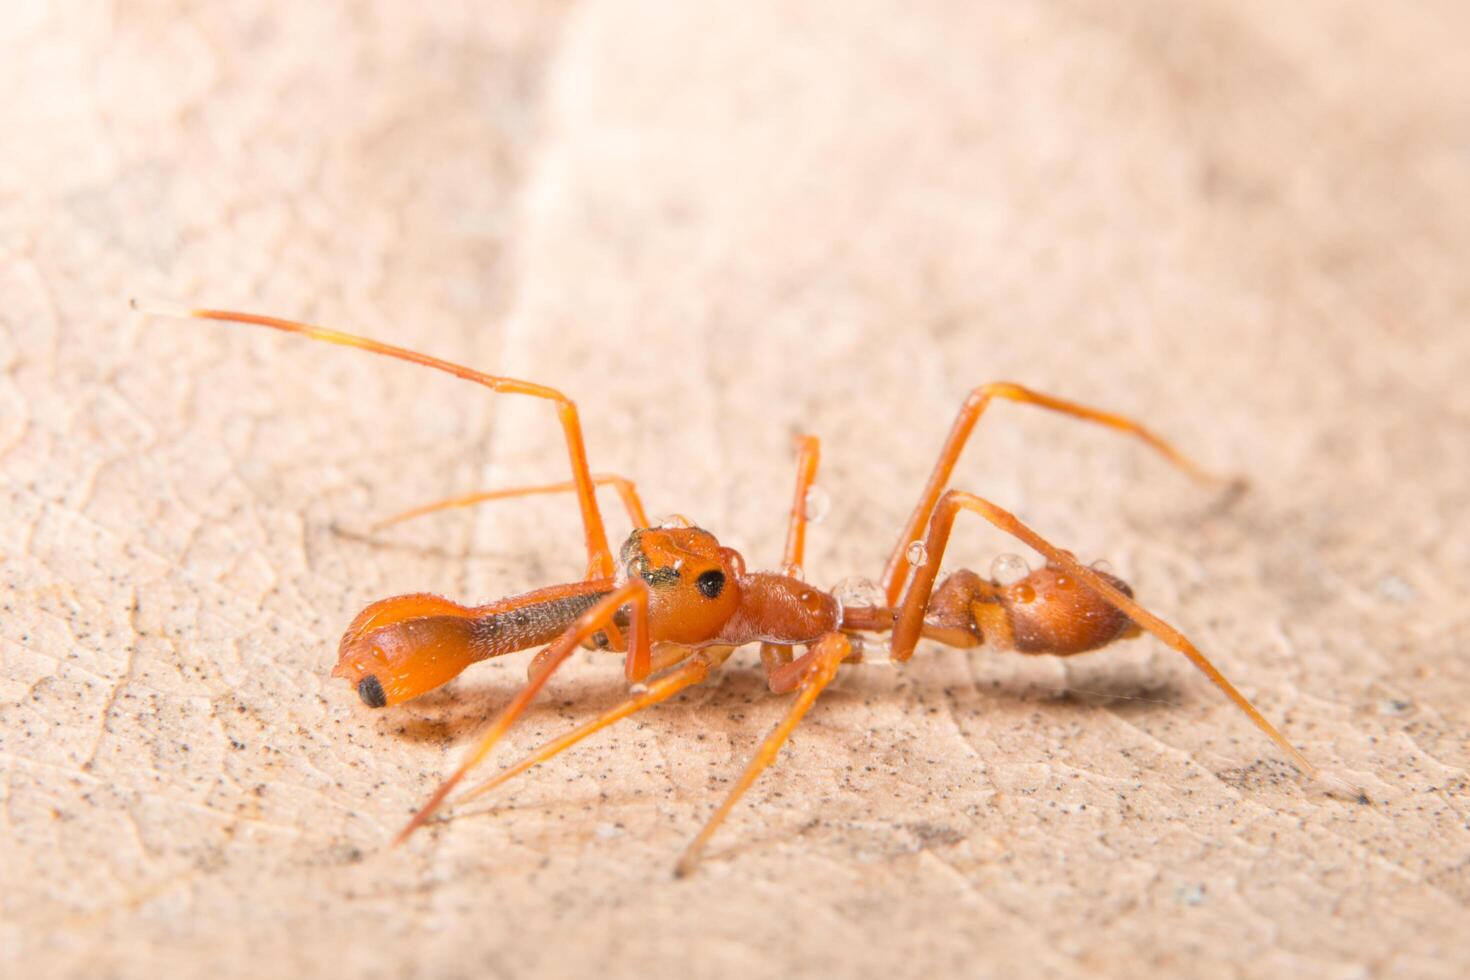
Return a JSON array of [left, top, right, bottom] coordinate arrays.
[[3, 2, 1469, 977]]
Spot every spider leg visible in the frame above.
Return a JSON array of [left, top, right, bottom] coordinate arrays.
[[456, 653, 716, 808], [675, 631, 852, 877], [889, 489, 1320, 780], [882, 383, 1227, 604], [132, 301, 618, 579], [761, 435, 822, 675], [393, 578, 651, 844], [778, 434, 822, 576], [372, 473, 648, 533]]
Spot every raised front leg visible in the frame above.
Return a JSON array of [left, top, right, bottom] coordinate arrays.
[[371, 473, 649, 534], [133, 301, 621, 579]]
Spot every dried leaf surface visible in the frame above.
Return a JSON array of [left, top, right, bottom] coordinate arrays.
[[4, 2, 1468, 977]]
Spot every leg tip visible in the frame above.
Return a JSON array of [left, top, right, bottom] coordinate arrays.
[[1314, 768, 1370, 804]]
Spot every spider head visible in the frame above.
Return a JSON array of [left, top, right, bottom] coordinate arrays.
[[618, 524, 745, 644]]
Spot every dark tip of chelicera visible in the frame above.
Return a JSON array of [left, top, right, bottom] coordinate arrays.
[[358, 674, 387, 709]]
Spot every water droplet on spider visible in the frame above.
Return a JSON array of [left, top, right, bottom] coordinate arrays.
[[832, 576, 884, 610], [655, 514, 692, 528], [853, 634, 896, 666], [1090, 558, 1115, 575], [802, 485, 831, 524], [990, 553, 1031, 586], [629, 682, 650, 696], [905, 540, 928, 567], [798, 589, 826, 612]]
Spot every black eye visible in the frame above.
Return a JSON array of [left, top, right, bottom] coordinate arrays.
[[696, 569, 725, 599]]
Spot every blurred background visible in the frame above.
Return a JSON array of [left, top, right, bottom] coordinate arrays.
[[3, 2, 1468, 977]]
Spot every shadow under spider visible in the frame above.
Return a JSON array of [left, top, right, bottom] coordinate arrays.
[[379, 676, 616, 744], [374, 645, 1185, 763], [870, 655, 1186, 718]]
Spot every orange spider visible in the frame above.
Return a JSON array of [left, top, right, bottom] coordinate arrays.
[[135, 301, 1346, 876]]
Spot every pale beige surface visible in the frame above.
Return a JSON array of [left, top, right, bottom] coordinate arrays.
[[3, 2, 1469, 978]]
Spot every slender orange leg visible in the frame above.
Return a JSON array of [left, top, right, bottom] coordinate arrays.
[[890, 489, 1321, 780], [763, 640, 837, 695], [393, 578, 651, 844], [881, 383, 1226, 605], [675, 631, 852, 877], [456, 654, 713, 808], [373, 473, 649, 533], [779, 434, 822, 575], [761, 435, 823, 675], [132, 300, 617, 579]]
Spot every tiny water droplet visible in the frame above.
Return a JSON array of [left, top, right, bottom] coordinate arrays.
[[1377, 574, 1414, 602], [802, 485, 831, 524], [1012, 583, 1037, 604], [851, 633, 896, 666], [1090, 558, 1114, 575], [629, 682, 650, 696], [655, 513, 692, 528], [905, 540, 928, 567], [832, 576, 884, 610], [990, 553, 1031, 586]]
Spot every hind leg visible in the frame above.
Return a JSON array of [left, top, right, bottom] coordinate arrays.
[[888, 489, 1320, 779], [882, 383, 1225, 604]]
